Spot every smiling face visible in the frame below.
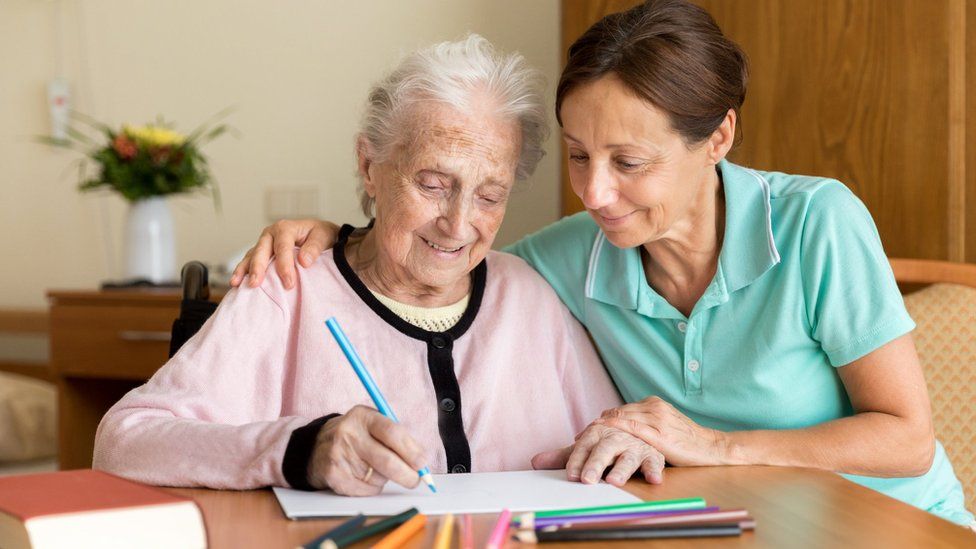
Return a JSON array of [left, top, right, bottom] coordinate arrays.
[[560, 74, 728, 249], [359, 100, 521, 300]]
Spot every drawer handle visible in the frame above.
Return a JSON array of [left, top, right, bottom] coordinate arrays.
[[118, 330, 171, 342]]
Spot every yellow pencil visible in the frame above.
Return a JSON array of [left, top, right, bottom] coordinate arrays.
[[433, 514, 455, 549], [371, 513, 427, 549]]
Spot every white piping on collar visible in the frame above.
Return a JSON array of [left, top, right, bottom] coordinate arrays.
[[585, 231, 607, 298], [743, 168, 781, 264]]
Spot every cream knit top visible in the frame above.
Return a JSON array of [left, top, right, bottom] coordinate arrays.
[[369, 290, 470, 332]]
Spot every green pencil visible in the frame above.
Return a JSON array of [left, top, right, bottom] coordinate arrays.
[[320, 508, 419, 549], [517, 497, 706, 528]]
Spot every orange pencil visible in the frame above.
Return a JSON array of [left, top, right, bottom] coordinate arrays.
[[371, 513, 427, 549]]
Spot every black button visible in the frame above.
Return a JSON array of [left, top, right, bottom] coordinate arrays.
[[439, 398, 456, 412], [431, 336, 447, 349], [451, 464, 467, 474]]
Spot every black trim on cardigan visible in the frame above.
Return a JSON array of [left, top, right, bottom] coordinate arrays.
[[334, 224, 487, 341], [332, 223, 480, 473], [282, 413, 341, 490]]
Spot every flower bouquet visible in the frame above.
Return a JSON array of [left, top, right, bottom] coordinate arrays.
[[40, 111, 233, 283]]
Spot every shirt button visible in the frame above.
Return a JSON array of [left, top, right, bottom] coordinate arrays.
[[431, 336, 447, 349], [687, 360, 700, 372], [451, 464, 467, 474], [677, 321, 688, 333], [439, 398, 456, 412]]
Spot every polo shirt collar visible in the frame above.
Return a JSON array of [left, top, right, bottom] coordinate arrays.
[[717, 160, 781, 294], [583, 160, 780, 318]]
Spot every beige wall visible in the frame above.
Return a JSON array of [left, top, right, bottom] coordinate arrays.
[[0, 0, 561, 309]]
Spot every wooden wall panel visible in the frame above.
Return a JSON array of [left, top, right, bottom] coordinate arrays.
[[968, 0, 976, 263], [561, 0, 963, 262]]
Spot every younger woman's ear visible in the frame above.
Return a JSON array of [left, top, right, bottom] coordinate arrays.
[[706, 109, 736, 165]]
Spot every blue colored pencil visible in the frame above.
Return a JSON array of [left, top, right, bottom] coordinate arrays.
[[325, 317, 437, 493]]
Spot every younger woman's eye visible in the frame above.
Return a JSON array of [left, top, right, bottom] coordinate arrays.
[[616, 158, 643, 170]]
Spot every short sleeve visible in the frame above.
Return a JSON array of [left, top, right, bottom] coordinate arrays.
[[503, 212, 600, 321], [799, 182, 915, 366]]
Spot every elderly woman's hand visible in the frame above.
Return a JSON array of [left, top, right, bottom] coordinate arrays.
[[229, 219, 340, 290], [307, 405, 428, 496], [531, 424, 666, 487], [593, 396, 731, 467]]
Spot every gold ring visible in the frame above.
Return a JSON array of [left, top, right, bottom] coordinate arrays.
[[362, 466, 374, 483]]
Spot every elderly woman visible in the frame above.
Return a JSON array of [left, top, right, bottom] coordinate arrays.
[[93, 35, 631, 496], [233, 0, 975, 527]]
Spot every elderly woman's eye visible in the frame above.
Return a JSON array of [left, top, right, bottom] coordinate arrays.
[[569, 152, 589, 164], [417, 175, 446, 192]]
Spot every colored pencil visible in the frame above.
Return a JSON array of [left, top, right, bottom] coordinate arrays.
[[371, 513, 428, 549], [540, 509, 754, 532], [325, 317, 436, 493], [516, 524, 743, 542], [515, 497, 706, 527], [485, 509, 512, 549], [320, 508, 418, 549], [459, 514, 474, 549], [433, 513, 455, 549], [299, 514, 366, 549], [527, 506, 721, 529]]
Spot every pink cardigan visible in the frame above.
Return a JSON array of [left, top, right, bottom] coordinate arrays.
[[93, 250, 622, 489]]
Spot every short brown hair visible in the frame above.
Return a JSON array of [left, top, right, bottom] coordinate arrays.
[[556, 0, 748, 146]]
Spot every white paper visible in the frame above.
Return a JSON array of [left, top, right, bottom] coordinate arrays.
[[273, 469, 641, 518]]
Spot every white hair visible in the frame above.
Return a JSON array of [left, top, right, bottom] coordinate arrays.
[[357, 33, 549, 216]]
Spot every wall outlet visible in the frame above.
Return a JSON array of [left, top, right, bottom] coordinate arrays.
[[48, 78, 70, 140]]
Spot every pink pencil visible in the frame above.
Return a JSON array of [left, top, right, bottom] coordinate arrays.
[[460, 514, 474, 549], [486, 509, 512, 549]]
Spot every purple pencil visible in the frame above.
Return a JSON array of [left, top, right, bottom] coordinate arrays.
[[527, 507, 721, 529]]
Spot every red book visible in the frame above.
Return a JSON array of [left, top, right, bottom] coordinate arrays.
[[0, 469, 207, 548]]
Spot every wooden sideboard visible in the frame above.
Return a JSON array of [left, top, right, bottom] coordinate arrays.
[[47, 289, 222, 469]]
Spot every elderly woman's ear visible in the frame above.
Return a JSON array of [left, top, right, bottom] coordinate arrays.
[[356, 136, 378, 199]]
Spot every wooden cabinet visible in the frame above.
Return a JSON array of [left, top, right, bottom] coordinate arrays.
[[561, 0, 976, 262], [47, 289, 219, 469]]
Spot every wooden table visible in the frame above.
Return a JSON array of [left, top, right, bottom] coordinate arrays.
[[48, 289, 222, 469], [167, 466, 976, 548]]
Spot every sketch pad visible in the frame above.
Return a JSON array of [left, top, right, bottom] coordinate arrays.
[[273, 469, 642, 518]]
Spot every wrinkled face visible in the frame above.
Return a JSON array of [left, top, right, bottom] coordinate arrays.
[[560, 74, 719, 249], [362, 101, 521, 291]]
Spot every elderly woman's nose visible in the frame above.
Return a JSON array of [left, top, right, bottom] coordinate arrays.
[[580, 167, 617, 210], [437, 199, 474, 238]]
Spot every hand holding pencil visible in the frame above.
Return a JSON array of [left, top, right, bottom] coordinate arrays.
[[306, 405, 429, 496], [314, 317, 437, 496]]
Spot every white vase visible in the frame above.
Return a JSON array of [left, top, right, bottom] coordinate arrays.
[[124, 197, 176, 283]]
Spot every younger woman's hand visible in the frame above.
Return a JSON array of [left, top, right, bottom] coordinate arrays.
[[230, 219, 340, 289], [594, 396, 731, 467]]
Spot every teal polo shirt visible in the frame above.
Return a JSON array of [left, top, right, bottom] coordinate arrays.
[[506, 160, 973, 526]]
